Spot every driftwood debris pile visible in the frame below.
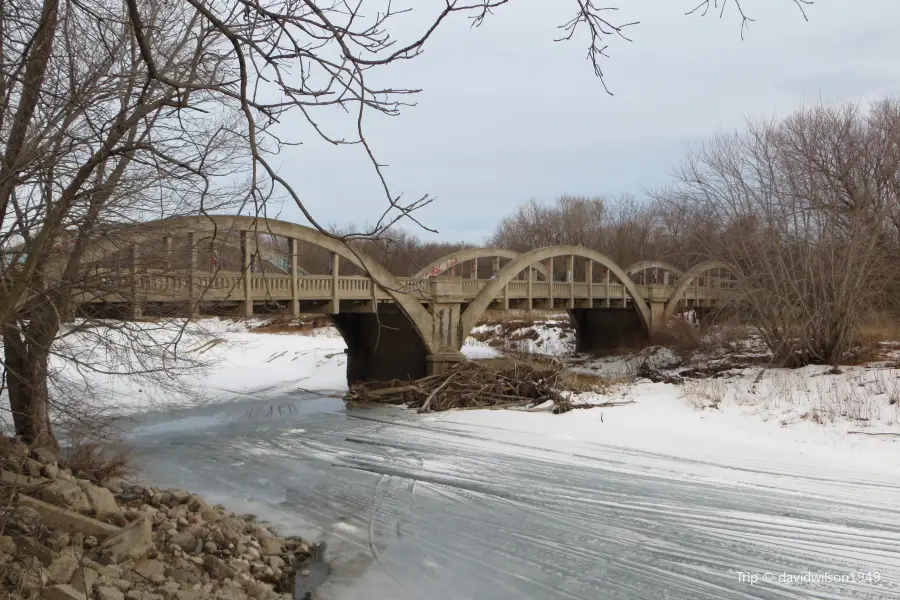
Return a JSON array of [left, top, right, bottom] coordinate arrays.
[[345, 360, 572, 413]]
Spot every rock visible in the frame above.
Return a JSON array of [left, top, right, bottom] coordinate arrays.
[[47, 531, 71, 552], [77, 480, 119, 519], [105, 477, 127, 494], [0, 535, 16, 554], [244, 547, 260, 561], [14, 534, 54, 566], [97, 586, 126, 600], [43, 462, 60, 479], [42, 584, 85, 600], [70, 565, 98, 594], [31, 445, 59, 463], [108, 577, 133, 591], [1, 468, 49, 487], [169, 489, 191, 504], [48, 546, 80, 584], [200, 510, 221, 524], [246, 581, 274, 600], [149, 493, 163, 507], [84, 535, 99, 548], [24, 457, 46, 477], [157, 581, 181, 600], [204, 555, 235, 579], [203, 541, 217, 554], [259, 538, 282, 556], [16, 495, 120, 538], [100, 516, 153, 564], [38, 480, 92, 513], [265, 556, 285, 570], [133, 558, 166, 582], [165, 566, 201, 585], [169, 531, 196, 551], [0, 436, 29, 467], [188, 495, 212, 513], [174, 592, 199, 600]]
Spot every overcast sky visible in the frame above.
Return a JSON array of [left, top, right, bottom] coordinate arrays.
[[266, 0, 900, 243]]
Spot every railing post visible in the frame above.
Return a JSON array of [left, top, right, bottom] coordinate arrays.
[[290, 238, 299, 317], [586, 260, 593, 309], [527, 266, 533, 311], [130, 244, 143, 319], [186, 232, 198, 318], [567, 255, 574, 309], [664, 270, 670, 286], [330, 253, 340, 313], [548, 257, 554, 309], [241, 230, 253, 316], [470, 259, 477, 280]]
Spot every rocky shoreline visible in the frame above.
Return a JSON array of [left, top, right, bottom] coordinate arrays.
[[0, 437, 321, 600]]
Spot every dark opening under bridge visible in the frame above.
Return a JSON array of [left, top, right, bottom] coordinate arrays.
[[60, 216, 736, 384]]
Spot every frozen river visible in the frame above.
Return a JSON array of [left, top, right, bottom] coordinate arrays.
[[124, 393, 900, 600]]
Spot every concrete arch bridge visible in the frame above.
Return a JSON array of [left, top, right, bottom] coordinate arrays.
[[65, 216, 737, 384]]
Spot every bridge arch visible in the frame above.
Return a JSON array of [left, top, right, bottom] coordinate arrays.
[[662, 260, 741, 323], [625, 260, 684, 280], [414, 248, 548, 279], [76, 215, 439, 351], [460, 246, 650, 337]]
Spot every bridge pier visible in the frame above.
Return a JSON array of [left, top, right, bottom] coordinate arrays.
[[331, 308, 429, 385]]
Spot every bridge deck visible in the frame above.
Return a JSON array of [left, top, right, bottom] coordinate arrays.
[[82, 271, 728, 308]]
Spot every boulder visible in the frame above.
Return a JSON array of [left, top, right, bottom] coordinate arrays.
[[204, 555, 235, 580], [42, 584, 85, 600], [39, 480, 92, 513], [78, 480, 119, 519], [168, 531, 196, 551], [70, 565, 99, 595], [97, 586, 126, 600], [165, 566, 201, 585], [18, 495, 121, 537], [47, 546, 80, 584], [133, 557, 166, 583], [100, 516, 153, 564]]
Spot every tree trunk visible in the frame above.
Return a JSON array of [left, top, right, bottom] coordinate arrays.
[[3, 311, 60, 449]]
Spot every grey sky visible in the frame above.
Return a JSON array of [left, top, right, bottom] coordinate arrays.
[[270, 0, 900, 243]]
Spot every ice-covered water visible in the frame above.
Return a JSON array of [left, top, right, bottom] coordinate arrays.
[[124, 394, 900, 600]]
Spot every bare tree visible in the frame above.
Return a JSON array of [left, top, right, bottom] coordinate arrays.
[[658, 100, 900, 366]]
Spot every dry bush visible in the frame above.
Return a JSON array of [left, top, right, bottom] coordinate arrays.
[[683, 378, 727, 409], [63, 441, 132, 485]]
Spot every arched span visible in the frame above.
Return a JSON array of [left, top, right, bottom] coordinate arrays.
[[662, 260, 741, 323], [75, 215, 439, 352], [625, 260, 684, 278], [414, 248, 548, 279], [460, 246, 651, 336]]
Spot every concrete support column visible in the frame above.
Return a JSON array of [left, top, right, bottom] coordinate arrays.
[[604, 268, 611, 308], [186, 232, 198, 318], [129, 244, 143, 319], [548, 257, 554, 309], [664, 270, 670, 285], [566, 255, 575, 309], [290, 238, 300, 317], [241, 231, 253, 317], [492, 256, 500, 277], [470, 259, 477, 280], [586, 260, 593, 309], [650, 301, 666, 332], [527, 266, 533, 311], [164, 236, 173, 271], [329, 253, 340, 314], [502, 280, 509, 310]]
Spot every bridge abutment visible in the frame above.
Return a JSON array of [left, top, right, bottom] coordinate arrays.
[[568, 307, 649, 353]]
